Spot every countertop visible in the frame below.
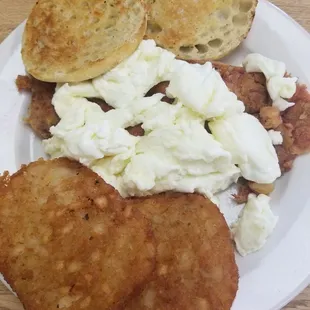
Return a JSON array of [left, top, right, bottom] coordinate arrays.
[[0, 0, 310, 309]]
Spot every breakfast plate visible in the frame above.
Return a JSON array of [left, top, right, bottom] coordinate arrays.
[[1, 0, 310, 309]]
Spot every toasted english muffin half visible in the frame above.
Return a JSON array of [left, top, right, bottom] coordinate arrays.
[[145, 0, 257, 61], [22, 0, 147, 83]]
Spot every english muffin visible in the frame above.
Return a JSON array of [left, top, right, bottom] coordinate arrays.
[[22, 0, 147, 82], [146, 0, 257, 61]]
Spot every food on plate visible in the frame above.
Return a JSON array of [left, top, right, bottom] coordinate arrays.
[[282, 84, 310, 155], [16, 75, 58, 139], [124, 192, 238, 310], [232, 194, 278, 256], [145, 0, 258, 61], [275, 144, 297, 173], [268, 129, 283, 145], [15, 74, 32, 90], [213, 61, 271, 114], [18, 58, 310, 176], [17, 49, 308, 181], [30, 40, 245, 202], [19, 60, 310, 174], [20, 42, 300, 203], [146, 81, 174, 104], [88, 97, 114, 113], [214, 61, 310, 172], [22, 0, 147, 82], [0, 158, 156, 310], [16, 38, 310, 257], [248, 181, 275, 195], [232, 178, 253, 204], [233, 179, 275, 204], [13, 7, 310, 261], [16, 75, 145, 139], [2, 0, 310, 307], [209, 113, 281, 184], [243, 53, 297, 112], [126, 124, 145, 137]]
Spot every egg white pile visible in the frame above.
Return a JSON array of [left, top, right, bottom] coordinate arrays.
[[43, 40, 297, 256]]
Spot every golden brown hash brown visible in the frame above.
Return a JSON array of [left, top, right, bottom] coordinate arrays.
[[0, 158, 156, 310], [123, 192, 238, 310]]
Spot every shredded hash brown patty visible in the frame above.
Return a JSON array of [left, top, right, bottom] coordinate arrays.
[[124, 192, 238, 310], [0, 158, 156, 310]]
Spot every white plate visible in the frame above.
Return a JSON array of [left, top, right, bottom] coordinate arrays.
[[0, 1, 310, 309]]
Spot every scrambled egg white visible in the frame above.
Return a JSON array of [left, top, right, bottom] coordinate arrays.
[[44, 40, 280, 205], [243, 53, 297, 111], [232, 194, 279, 256], [44, 83, 139, 166], [209, 113, 281, 184], [93, 121, 240, 198], [92, 40, 175, 108], [268, 130, 283, 145], [166, 61, 245, 119]]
